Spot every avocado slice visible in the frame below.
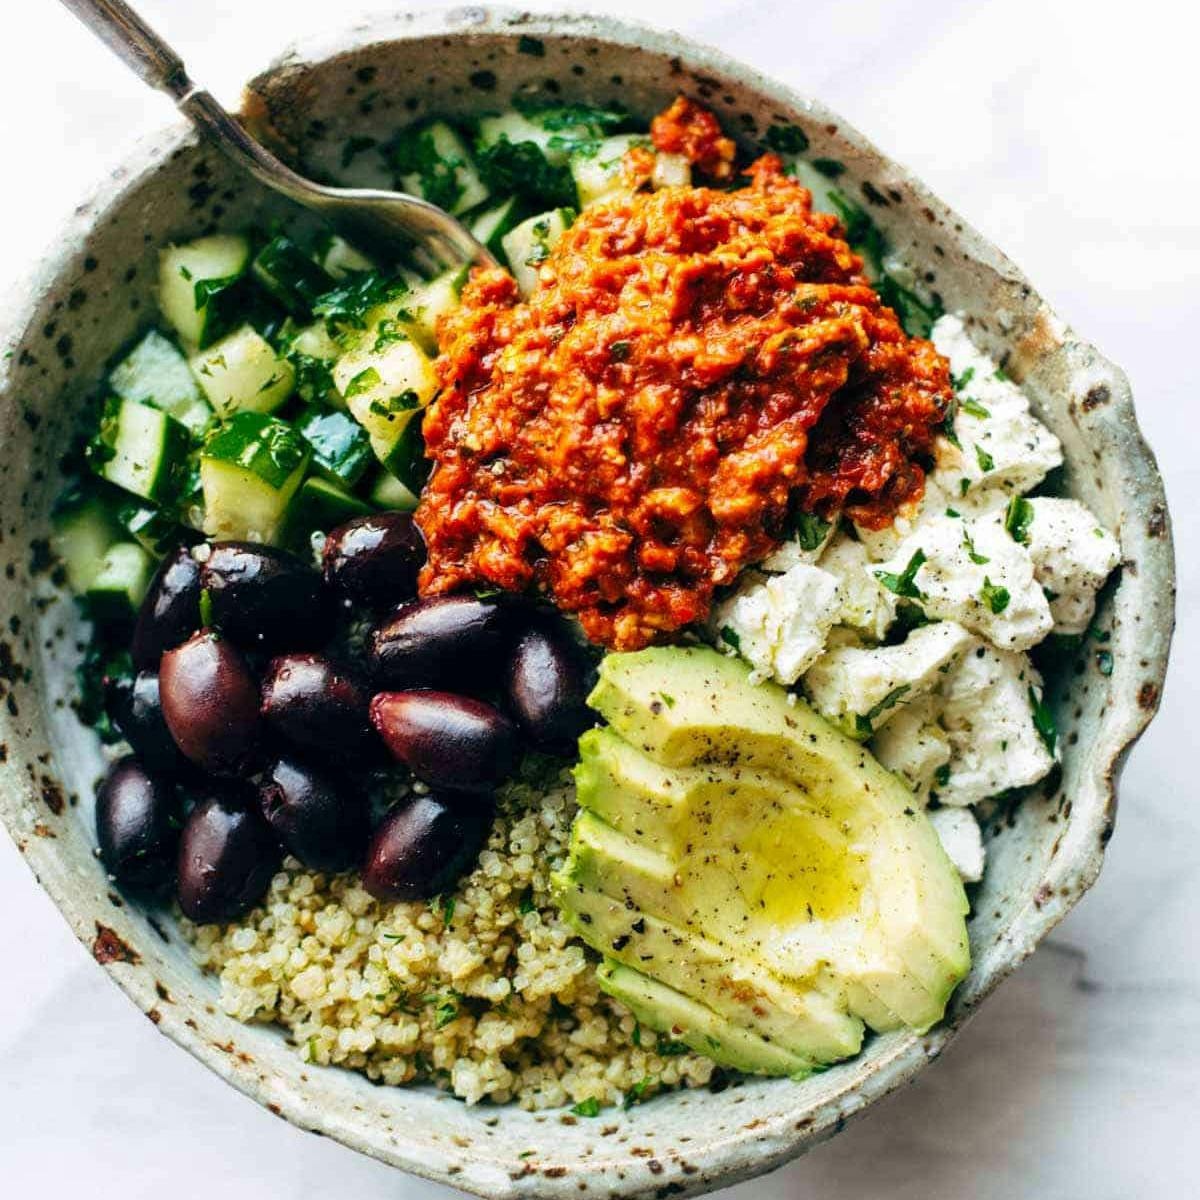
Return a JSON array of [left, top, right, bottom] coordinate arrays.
[[596, 961, 815, 1077], [555, 646, 971, 1073]]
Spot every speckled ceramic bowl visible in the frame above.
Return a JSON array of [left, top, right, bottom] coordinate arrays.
[[0, 7, 1174, 1197]]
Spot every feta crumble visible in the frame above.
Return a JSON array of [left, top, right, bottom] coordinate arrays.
[[802, 621, 973, 737], [935, 642, 1058, 808], [817, 533, 898, 641], [927, 807, 986, 883], [709, 562, 841, 685], [869, 694, 951, 800], [873, 514, 1052, 651], [1015, 496, 1121, 635]]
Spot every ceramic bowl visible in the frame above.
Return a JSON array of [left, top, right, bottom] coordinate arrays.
[[0, 7, 1174, 1198]]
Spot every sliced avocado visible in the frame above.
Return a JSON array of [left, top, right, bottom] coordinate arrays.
[[596, 961, 815, 1077], [556, 646, 970, 1067]]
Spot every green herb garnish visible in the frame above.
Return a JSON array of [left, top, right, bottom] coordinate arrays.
[[981, 576, 1010, 613], [875, 548, 927, 600], [854, 684, 912, 736], [1004, 495, 1034, 544], [1029, 687, 1057, 755], [571, 1098, 601, 1117]]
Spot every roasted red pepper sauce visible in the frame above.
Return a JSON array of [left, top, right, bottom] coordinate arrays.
[[416, 101, 951, 650]]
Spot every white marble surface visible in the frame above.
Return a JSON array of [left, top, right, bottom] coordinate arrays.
[[0, 1, 1194, 1195]]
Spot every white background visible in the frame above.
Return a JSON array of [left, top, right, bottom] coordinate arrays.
[[1, 2, 1195, 1196]]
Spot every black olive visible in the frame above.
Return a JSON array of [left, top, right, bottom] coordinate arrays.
[[103, 670, 191, 777], [322, 512, 425, 604], [362, 795, 491, 901], [505, 619, 594, 752], [259, 653, 377, 761], [159, 631, 260, 774], [370, 594, 513, 691], [95, 756, 182, 891], [257, 756, 370, 873], [200, 541, 332, 652], [369, 690, 518, 794], [177, 786, 281, 924], [131, 544, 201, 669]]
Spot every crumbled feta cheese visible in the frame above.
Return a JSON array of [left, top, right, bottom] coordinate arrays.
[[760, 512, 838, 572], [935, 642, 1058, 807], [1016, 496, 1121, 635], [869, 694, 951, 799], [874, 514, 1052, 651], [853, 475, 959, 562], [709, 562, 842, 685], [803, 621, 973, 737], [817, 533, 897, 641], [928, 314, 1062, 513], [927, 806, 986, 883]]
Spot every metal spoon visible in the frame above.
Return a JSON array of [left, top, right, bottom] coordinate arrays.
[[60, 0, 498, 270]]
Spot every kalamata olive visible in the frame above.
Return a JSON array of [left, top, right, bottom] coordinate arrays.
[[370, 691, 518, 794], [370, 595, 512, 690], [177, 786, 281, 924], [259, 653, 377, 760], [200, 542, 332, 652], [104, 670, 191, 777], [160, 631, 261, 774], [505, 621, 594, 752], [95, 755, 182, 891], [131, 544, 201, 669], [257, 756, 369, 872], [362, 794, 492, 901], [322, 512, 425, 604]]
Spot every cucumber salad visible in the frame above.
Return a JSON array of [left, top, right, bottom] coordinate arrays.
[[51, 95, 1120, 1112]]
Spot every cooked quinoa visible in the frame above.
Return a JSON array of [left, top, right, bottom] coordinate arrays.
[[184, 769, 715, 1109]]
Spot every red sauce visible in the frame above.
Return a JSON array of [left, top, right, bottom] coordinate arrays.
[[416, 102, 951, 650]]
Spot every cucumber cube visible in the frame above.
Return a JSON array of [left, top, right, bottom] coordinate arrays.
[[388, 120, 490, 216], [296, 405, 373, 487], [89, 396, 190, 504], [284, 477, 374, 550], [116, 500, 179, 557], [252, 236, 334, 317], [469, 195, 527, 257], [189, 324, 295, 418], [51, 494, 120, 593], [285, 320, 343, 408], [570, 134, 650, 208], [109, 329, 211, 433], [158, 233, 251, 348], [369, 469, 420, 513], [85, 542, 155, 623], [200, 413, 310, 544], [501, 208, 575, 296], [317, 235, 376, 280], [404, 267, 467, 353]]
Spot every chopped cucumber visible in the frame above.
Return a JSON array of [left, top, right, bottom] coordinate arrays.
[[787, 159, 843, 219], [369, 469, 420, 512], [285, 320, 343, 408], [85, 542, 154, 624], [377, 412, 429, 493], [116, 500, 179, 557], [199, 413, 310, 544], [570, 133, 650, 208], [404, 267, 467, 352], [317, 234, 376, 280], [88, 396, 190, 504], [387, 120, 490, 216], [252, 236, 334, 317], [296, 405, 373, 488], [189, 324, 295, 418], [469, 195, 526, 257], [51, 494, 120, 592], [284, 477, 374, 550], [108, 329, 211, 433], [158, 234, 251, 348], [501, 208, 575, 295]]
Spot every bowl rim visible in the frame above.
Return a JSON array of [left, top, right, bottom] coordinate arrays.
[[0, 6, 1176, 1197]]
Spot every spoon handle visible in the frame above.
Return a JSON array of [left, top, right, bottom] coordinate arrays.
[[59, 0, 193, 99]]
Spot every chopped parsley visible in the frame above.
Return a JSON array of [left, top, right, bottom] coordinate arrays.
[[875, 548, 927, 600], [719, 625, 741, 651], [657, 692, 676, 709], [1029, 687, 1057, 755], [198, 587, 214, 628], [940, 398, 961, 448], [623, 1077, 654, 1109], [854, 684, 912, 736], [961, 527, 989, 565], [1004, 495, 1034, 544], [974, 444, 995, 472], [432, 992, 460, 1029], [980, 576, 1010, 613], [789, 510, 832, 552], [570, 1098, 601, 1117], [951, 366, 975, 391], [313, 270, 406, 329], [440, 895, 456, 925], [344, 366, 381, 399], [960, 398, 991, 419], [609, 339, 632, 362]]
